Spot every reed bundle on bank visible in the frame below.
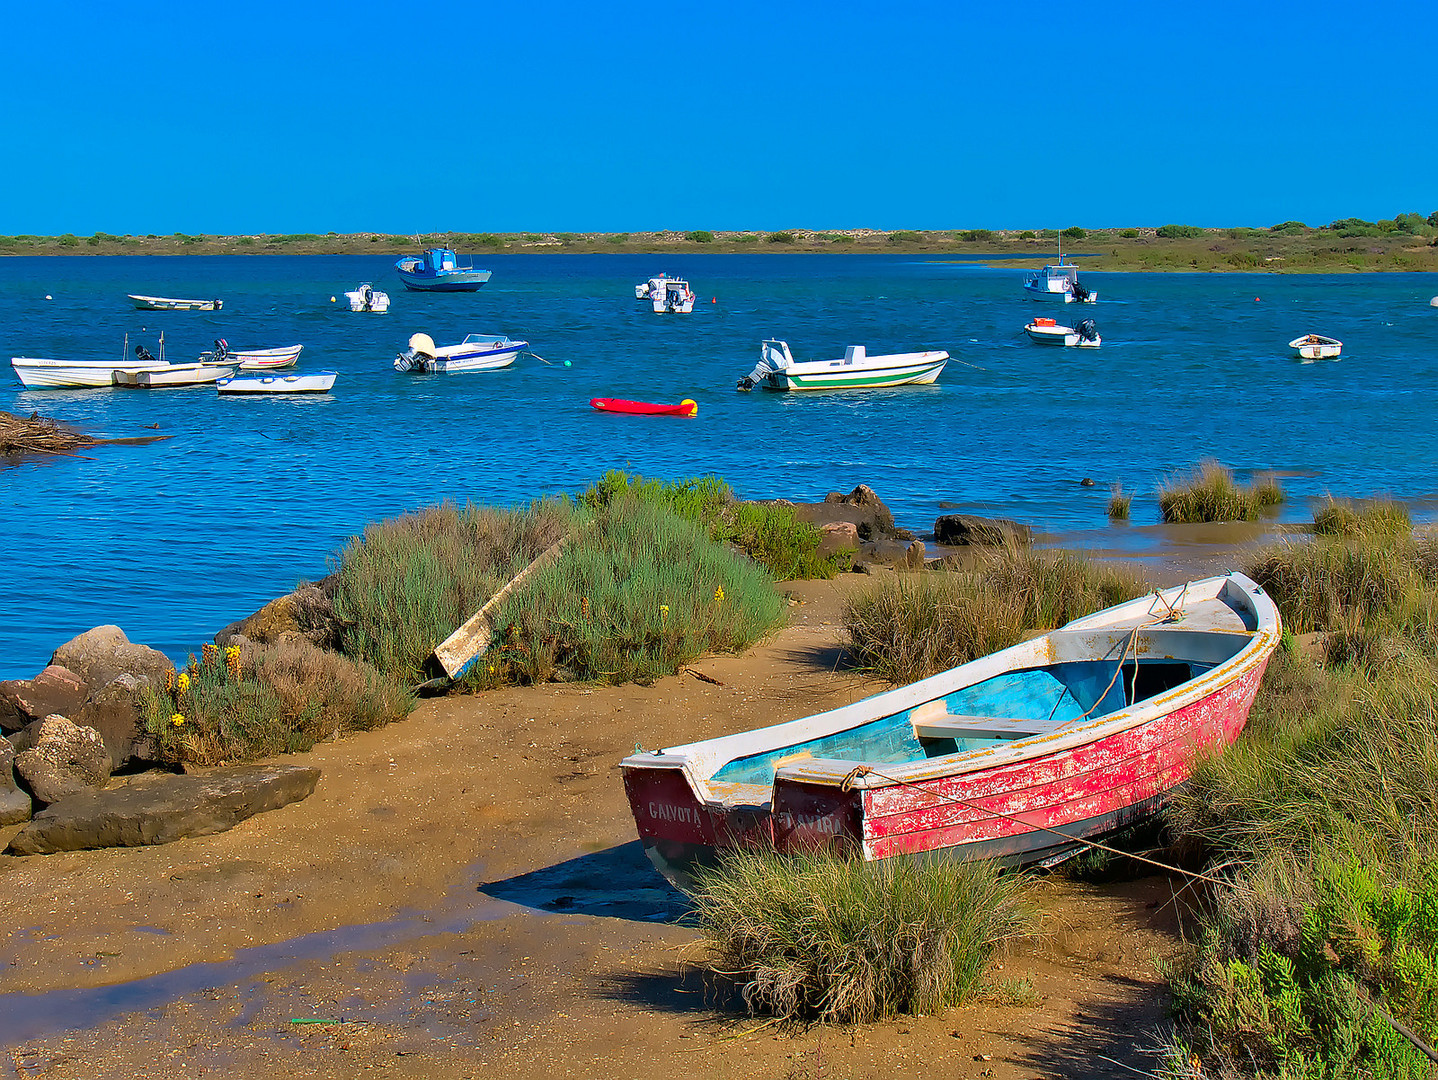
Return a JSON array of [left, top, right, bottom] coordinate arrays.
[[692, 847, 1033, 1023], [1158, 460, 1284, 523]]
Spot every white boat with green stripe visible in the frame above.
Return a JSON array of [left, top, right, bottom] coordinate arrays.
[[737, 339, 949, 392]]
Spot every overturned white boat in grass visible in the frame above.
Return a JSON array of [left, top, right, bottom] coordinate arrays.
[[738, 339, 949, 392], [394, 332, 527, 373], [1290, 334, 1342, 361], [1024, 317, 1101, 347]]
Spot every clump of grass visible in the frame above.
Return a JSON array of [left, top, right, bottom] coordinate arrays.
[[581, 470, 843, 580], [141, 640, 413, 765], [843, 544, 1149, 683], [1312, 496, 1411, 540], [485, 497, 786, 685], [691, 846, 1033, 1023], [330, 498, 571, 682], [1107, 484, 1132, 520], [1158, 459, 1282, 523]]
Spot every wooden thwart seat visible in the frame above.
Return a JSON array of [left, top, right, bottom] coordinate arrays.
[[912, 712, 1070, 741]]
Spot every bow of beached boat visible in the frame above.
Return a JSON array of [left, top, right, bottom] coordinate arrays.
[[622, 572, 1281, 889]]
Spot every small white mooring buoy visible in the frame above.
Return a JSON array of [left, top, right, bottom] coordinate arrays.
[[44, 294, 52, 300], [1430, 296, 1438, 307]]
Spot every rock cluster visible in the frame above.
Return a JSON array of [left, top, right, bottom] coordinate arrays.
[[0, 625, 319, 850]]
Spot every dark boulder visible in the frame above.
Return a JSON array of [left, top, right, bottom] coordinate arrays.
[[933, 513, 1034, 547], [216, 582, 345, 651], [12, 715, 113, 805], [858, 537, 927, 571], [0, 738, 32, 826], [76, 673, 154, 769], [6, 763, 321, 854], [782, 484, 915, 543], [0, 665, 88, 734]]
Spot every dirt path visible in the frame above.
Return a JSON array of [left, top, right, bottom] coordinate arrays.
[[0, 575, 1189, 1079]]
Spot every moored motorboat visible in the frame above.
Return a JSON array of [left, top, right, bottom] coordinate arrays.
[[114, 361, 237, 388], [622, 572, 1281, 890], [738, 339, 948, 392], [343, 283, 390, 312], [216, 371, 337, 395], [394, 248, 492, 292], [10, 334, 172, 389], [1290, 334, 1342, 360], [635, 274, 670, 300], [128, 294, 223, 311], [393, 332, 527, 373], [1024, 317, 1101, 347], [591, 397, 698, 417], [1022, 236, 1096, 303], [198, 341, 305, 370], [652, 278, 695, 313]]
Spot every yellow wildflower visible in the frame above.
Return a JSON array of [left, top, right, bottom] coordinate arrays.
[[660, 604, 669, 617], [714, 585, 725, 603], [171, 713, 185, 727], [176, 672, 190, 693]]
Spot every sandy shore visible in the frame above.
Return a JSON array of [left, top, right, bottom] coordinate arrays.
[[0, 559, 1244, 1079]]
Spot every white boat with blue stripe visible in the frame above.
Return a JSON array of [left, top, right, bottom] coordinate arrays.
[[393, 333, 528, 374]]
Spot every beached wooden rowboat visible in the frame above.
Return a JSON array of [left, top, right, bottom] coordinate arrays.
[[622, 572, 1280, 890]]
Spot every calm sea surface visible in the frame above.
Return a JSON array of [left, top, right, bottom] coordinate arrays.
[[2, 253, 1436, 679]]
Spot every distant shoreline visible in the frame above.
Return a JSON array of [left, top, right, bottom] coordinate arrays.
[[3, 225, 1437, 273]]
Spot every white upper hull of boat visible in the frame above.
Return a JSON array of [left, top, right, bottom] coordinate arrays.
[[1024, 324, 1101, 347], [217, 371, 337, 395], [1290, 335, 1342, 360], [10, 357, 168, 389], [114, 362, 237, 387], [233, 345, 304, 370], [128, 294, 222, 311]]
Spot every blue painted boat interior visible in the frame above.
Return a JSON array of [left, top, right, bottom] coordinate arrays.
[[711, 658, 1205, 786]]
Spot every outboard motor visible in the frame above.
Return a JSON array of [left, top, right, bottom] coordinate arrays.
[[213, 338, 230, 361], [394, 332, 437, 372], [1076, 319, 1099, 343], [135, 344, 157, 363], [1071, 280, 1090, 303], [738, 339, 793, 391]]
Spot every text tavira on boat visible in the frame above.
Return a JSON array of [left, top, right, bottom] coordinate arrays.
[[393, 248, 493, 292]]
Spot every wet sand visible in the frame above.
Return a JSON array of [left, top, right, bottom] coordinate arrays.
[[0, 553, 1251, 1079]]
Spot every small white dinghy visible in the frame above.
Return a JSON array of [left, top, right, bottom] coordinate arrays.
[[197, 341, 305, 370], [216, 371, 336, 395], [128, 294, 223, 311], [1290, 334, 1342, 361], [1024, 317, 1101, 347], [343, 283, 390, 312], [114, 362, 237, 388]]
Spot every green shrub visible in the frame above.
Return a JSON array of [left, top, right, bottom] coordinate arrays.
[[1157, 224, 1205, 239], [1120, 228, 1139, 238], [686, 230, 714, 244], [1061, 226, 1086, 240], [828, 234, 854, 244], [477, 233, 505, 248], [1018, 230, 1037, 240], [58, 234, 79, 247], [487, 498, 786, 685], [1312, 497, 1410, 540], [766, 231, 796, 244], [961, 229, 994, 242], [733, 233, 759, 243], [888, 230, 923, 244], [692, 846, 1033, 1022], [331, 499, 572, 682], [140, 640, 412, 765], [609, 233, 628, 244]]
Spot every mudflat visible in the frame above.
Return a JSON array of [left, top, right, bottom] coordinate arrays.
[[0, 575, 1192, 1079]]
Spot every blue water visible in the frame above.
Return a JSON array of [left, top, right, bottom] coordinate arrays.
[[2, 253, 1436, 679]]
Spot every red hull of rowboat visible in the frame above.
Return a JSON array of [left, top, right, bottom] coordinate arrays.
[[590, 397, 697, 417], [621, 573, 1280, 889]]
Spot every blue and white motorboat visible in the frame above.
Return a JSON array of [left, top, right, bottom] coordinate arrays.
[[393, 248, 492, 292], [393, 332, 528, 373]]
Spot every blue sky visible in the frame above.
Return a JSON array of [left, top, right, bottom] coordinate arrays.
[[3, 0, 1433, 235]]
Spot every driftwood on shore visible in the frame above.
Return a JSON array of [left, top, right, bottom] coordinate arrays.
[[0, 411, 97, 458]]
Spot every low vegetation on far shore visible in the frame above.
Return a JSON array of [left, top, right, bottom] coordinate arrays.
[[8, 211, 1438, 272], [1157, 504, 1438, 1078]]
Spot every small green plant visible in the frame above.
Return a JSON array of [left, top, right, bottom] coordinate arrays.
[[1157, 224, 1205, 239], [477, 233, 505, 248], [1312, 497, 1410, 540], [692, 846, 1033, 1022], [686, 229, 714, 244], [766, 231, 796, 244], [733, 233, 759, 244], [828, 233, 854, 244], [960, 229, 993, 242], [888, 230, 923, 244], [1018, 230, 1037, 240], [1120, 228, 1140, 238], [1061, 226, 1087, 240]]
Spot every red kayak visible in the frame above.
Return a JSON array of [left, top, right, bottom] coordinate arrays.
[[590, 397, 698, 418]]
